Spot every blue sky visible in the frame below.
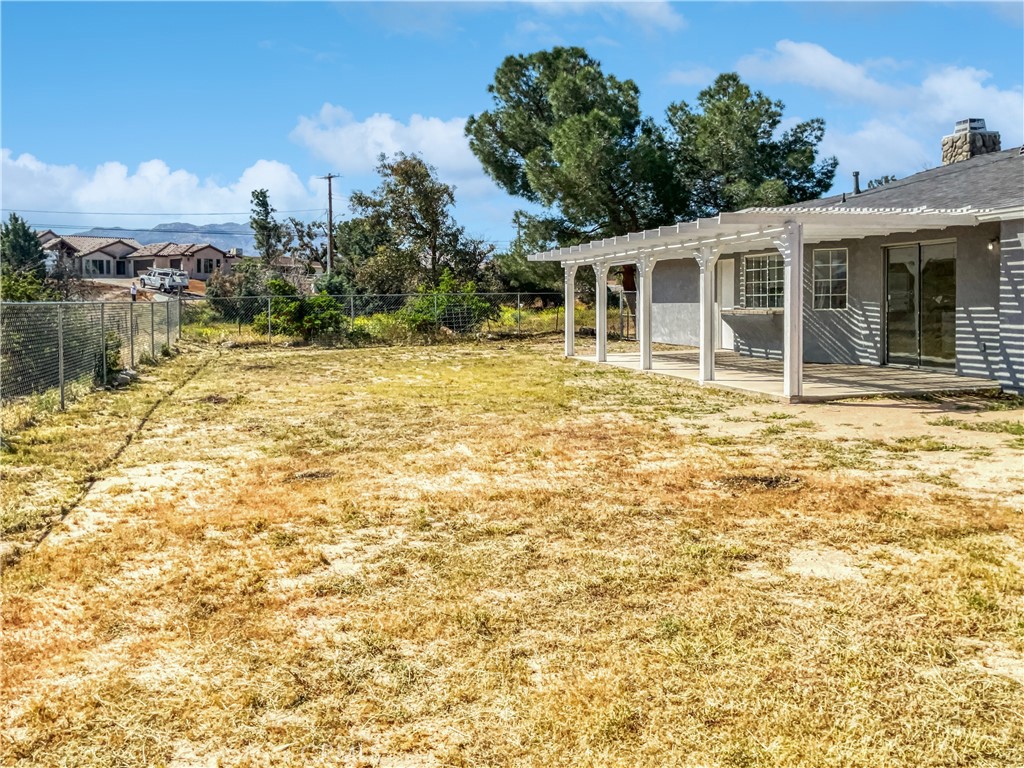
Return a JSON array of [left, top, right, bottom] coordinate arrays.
[[2, 1, 1022, 249]]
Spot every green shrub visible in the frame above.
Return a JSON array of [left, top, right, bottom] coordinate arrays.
[[251, 292, 349, 343], [352, 313, 409, 345], [400, 271, 496, 336], [96, 331, 122, 381]]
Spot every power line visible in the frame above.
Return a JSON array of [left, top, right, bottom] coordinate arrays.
[[33, 224, 261, 237], [28, 221, 516, 246], [3, 207, 324, 216]]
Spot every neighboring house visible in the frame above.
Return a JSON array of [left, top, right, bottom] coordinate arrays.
[[529, 119, 1023, 396], [40, 235, 145, 278], [37, 234, 239, 281], [129, 242, 234, 280]]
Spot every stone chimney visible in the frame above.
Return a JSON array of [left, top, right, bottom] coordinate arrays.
[[941, 118, 1001, 164]]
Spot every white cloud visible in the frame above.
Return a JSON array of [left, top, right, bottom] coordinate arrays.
[[732, 40, 1023, 189], [665, 65, 716, 87], [506, 19, 565, 48], [817, 120, 934, 183], [918, 66, 1024, 133], [736, 40, 1022, 143], [1, 150, 321, 229], [528, 1, 685, 32], [615, 1, 686, 32], [290, 104, 485, 184], [737, 40, 902, 105]]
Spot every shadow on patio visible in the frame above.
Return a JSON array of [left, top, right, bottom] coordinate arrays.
[[592, 348, 1001, 403]]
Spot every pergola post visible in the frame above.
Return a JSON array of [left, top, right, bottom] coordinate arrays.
[[594, 262, 610, 362], [564, 263, 578, 358], [696, 246, 720, 383], [637, 255, 654, 370], [776, 221, 804, 399]]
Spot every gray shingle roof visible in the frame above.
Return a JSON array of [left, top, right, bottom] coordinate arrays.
[[789, 147, 1023, 212]]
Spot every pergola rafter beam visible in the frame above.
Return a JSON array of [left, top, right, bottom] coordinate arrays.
[[535, 207, 984, 266]]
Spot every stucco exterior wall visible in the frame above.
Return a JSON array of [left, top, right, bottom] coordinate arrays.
[[651, 259, 700, 346], [953, 225, 1002, 382], [81, 254, 115, 277], [800, 239, 884, 366], [651, 222, 1019, 388], [730, 247, 785, 360], [998, 219, 1024, 393], [188, 247, 229, 280], [103, 242, 136, 258]]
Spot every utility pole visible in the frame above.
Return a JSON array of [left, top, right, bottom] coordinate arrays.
[[319, 173, 340, 277]]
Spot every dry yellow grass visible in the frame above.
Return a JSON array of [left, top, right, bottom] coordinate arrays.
[[2, 340, 1022, 767]]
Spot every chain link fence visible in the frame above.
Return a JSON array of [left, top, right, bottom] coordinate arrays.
[[1, 290, 636, 411], [1, 299, 181, 407], [181, 292, 571, 345]]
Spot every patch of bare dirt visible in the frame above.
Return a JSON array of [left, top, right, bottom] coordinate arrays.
[[692, 397, 1024, 509], [958, 638, 1024, 685], [787, 546, 866, 582]]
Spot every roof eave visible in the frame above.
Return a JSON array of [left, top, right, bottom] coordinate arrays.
[[975, 205, 1024, 222], [527, 208, 985, 265]]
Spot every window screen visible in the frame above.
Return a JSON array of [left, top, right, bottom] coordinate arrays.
[[813, 249, 848, 310], [743, 254, 784, 308]]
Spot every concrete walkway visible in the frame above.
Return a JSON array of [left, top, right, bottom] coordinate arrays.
[[595, 349, 1001, 403]]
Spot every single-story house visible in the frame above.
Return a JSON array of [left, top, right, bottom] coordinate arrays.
[[38, 234, 239, 281], [129, 242, 234, 280], [529, 119, 1023, 398], [40, 235, 145, 278]]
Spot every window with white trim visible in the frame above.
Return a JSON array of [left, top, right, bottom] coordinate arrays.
[[812, 248, 848, 310], [743, 253, 784, 308]]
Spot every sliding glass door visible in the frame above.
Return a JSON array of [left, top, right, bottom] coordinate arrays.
[[885, 243, 956, 369]]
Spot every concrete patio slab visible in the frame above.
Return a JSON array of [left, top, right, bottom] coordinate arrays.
[[592, 349, 1002, 403]]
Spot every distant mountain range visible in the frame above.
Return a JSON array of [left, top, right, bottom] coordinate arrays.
[[75, 222, 255, 254]]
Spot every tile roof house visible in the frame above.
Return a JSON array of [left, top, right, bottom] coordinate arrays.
[[128, 242, 235, 280], [38, 235, 238, 281], [40, 235, 145, 278], [530, 118, 1024, 398]]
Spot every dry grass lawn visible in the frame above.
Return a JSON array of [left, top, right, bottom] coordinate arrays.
[[2, 339, 1023, 767]]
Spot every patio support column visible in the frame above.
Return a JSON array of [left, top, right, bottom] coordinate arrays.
[[637, 255, 655, 370], [594, 262, 610, 362], [564, 263, 578, 357], [775, 221, 804, 399], [695, 246, 720, 383]]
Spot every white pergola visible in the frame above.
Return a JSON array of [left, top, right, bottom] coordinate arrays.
[[528, 206, 985, 399]]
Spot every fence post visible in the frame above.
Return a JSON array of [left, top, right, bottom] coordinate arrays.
[[58, 303, 65, 410], [517, 292, 522, 336], [178, 298, 183, 341], [349, 295, 355, 328], [434, 294, 439, 334], [166, 301, 171, 350], [267, 296, 272, 345], [555, 304, 560, 334], [129, 302, 136, 369], [100, 303, 107, 387], [619, 292, 624, 338], [150, 302, 156, 357]]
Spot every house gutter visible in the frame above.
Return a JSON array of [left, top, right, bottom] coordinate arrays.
[[976, 206, 1024, 222]]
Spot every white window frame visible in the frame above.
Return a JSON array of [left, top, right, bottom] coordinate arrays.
[[742, 253, 784, 309], [812, 248, 848, 311]]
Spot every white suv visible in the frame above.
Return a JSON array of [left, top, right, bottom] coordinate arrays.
[[141, 269, 189, 292]]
